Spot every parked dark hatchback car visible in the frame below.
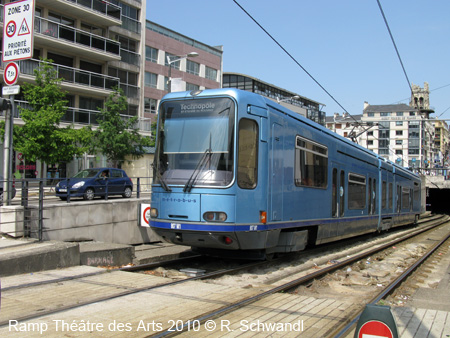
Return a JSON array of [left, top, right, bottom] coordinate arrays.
[[55, 168, 133, 201]]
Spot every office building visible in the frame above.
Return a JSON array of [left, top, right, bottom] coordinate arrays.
[[144, 21, 223, 122], [223, 72, 326, 126]]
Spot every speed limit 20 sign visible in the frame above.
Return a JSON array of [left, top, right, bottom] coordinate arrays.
[[2, 0, 35, 63]]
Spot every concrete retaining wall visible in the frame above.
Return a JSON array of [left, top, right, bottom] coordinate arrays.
[[26, 198, 161, 244]]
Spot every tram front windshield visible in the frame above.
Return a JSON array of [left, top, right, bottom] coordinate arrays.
[[154, 97, 235, 188]]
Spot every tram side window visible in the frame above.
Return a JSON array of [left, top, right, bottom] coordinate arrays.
[[414, 183, 420, 202], [402, 187, 409, 209], [382, 181, 387, 209], [294, 136, 328, 188], [238, 119, 258, 189], [348, 173, 366, 209]]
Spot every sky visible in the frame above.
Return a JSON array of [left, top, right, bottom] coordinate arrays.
[[146, 1, 450, 121]]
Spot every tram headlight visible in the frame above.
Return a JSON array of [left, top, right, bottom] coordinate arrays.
[[203, 212, 227, 222], [150, 208, 158, 218]]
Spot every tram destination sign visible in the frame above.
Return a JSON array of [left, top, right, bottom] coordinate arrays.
[[2, 0, 35, 63]]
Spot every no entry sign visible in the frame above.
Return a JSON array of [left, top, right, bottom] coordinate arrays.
[[357, 320, 393, 338], [2, 0, 35, 62]]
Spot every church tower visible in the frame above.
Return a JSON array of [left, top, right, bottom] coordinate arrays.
[[410, 82, 430, 110]]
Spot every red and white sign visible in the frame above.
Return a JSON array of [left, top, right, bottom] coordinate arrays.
[[3, 62, 19, 86], [2, 0, 35, 62], [357, 320, 393, 338], [140, 204, 151, 227]]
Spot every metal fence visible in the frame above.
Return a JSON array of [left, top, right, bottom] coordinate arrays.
[[0, 177, 152, 241]]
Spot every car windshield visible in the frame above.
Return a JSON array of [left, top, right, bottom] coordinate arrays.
[[154, 97, 235, 188], [72, 169, 100, 178]]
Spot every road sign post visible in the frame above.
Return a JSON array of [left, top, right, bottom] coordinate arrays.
[[354, 304, 398, 338], [2, 0, 35, 205]]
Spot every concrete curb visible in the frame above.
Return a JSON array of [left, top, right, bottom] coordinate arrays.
[[0, 241, 80, 277]]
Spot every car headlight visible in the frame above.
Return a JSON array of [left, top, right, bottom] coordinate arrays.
[[56, 182, 60, 188], [72, 181, 85, 189]]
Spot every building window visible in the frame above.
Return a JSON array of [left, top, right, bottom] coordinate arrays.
[[48, 12, 74, 27], [186, 83, 199, 91], [144, 98, 157, 114], [380, 112, 390, 116], [165, 53, 180, 70], [396, 121, 403, 126], [396, 140, 402, 145], [294, 136, 328, 188], [368, 140, 373, 145], [146, 46, 158, 63], [368, 131, 374, 136], [348, 173, 366, 209], [396, 150, 403, 155], [367, 112, 374, 117], [396, 112, 404, 116], [186, 60, 200, 75], [409, 112, 415, 116], [396, 130, 403, 136], [205, 66, 217, 81], [145, 72, 158, 88]]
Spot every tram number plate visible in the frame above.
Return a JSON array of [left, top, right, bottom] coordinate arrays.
[[170, 223, 181, 229]]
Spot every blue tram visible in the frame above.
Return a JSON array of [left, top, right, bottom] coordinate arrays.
[[149, 88, 422, 259]]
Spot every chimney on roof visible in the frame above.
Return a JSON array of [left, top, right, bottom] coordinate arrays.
[[364, 101, 369, 110]]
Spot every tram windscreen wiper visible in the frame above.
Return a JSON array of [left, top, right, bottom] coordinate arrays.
[[183, 148, 212, 193], [152, 162, 172, 192]]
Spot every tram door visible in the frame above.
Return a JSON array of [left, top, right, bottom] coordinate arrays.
[[332, 167, 345, 218], [270, 123, 283, 221]]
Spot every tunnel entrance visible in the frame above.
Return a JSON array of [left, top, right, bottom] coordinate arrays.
[[427, 188, 450, 214]]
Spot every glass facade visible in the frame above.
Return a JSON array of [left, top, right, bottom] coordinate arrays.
[[223, 74, 325, 126]]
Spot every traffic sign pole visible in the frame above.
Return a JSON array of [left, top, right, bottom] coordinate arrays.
[[2, 0, 34, 204]]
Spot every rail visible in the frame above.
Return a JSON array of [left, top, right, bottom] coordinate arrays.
[[17, 58, 120, 91], [34, 16, 121, 56]]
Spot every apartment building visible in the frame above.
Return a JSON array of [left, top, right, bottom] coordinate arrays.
[[432, 119, 450, 165], [0, 0, 146, 179]]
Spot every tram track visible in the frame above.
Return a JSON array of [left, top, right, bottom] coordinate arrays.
[[0, 214, 447, 333], [148, 214, 450, 337]]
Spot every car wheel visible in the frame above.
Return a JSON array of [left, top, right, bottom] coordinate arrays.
[[122, 186, 132, 198], [83, 188, 95, 200], [59, 197, 67, 201]]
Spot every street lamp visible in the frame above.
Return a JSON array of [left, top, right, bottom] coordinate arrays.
[[167, 52, 199, 93]]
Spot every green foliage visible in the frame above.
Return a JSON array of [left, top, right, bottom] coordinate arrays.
[[94, 87, 151, 168], [14, 59, 93, 172]]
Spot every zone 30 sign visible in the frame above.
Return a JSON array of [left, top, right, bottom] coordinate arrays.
[[2, 0, 35, 62]]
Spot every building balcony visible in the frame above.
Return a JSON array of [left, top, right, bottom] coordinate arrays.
[[13, 58, 120, 96], [34, 17, 121, 62], [14, 100, 151, 132], [120, 49, 140, 67], [36, 0, 121, 27]]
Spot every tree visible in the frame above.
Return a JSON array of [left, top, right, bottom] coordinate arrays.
[[14, 59, 93, 177], [95, 87, 151, 168]]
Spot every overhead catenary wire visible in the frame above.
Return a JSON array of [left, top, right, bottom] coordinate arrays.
[[231, 0, 361, 125], [376, 0, 412, 94]]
